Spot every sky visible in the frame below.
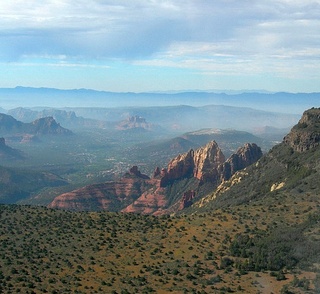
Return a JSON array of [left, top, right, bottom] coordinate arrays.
[[0, 0, 320, 93]]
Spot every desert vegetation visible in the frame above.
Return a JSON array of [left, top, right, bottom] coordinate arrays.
[[0, 197, 319, 293]]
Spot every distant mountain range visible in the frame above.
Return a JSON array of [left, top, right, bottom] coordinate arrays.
[[0, 86, 319, 114], [5, 104, 299, 134]]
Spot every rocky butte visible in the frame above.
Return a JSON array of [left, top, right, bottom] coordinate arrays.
[[116, 115, 154, 131], [49, 141, 263, 214], [31, 117, 73, 135]]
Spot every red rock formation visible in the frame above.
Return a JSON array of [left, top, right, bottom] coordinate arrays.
[[159, 141, 225, 187], [48, 167, 152, 211], [179, 190, 196, 210], [126, 165, 150, 179], [116, 116, 153, 131], [49, 141, 263, 214], [121, 180, 167, 215], [218, 143, 263, 181]]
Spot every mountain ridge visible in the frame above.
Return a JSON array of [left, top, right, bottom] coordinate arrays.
[[195, 107, 320, 212], [0, 113, 73, 138], [0, 86, 318, 113]]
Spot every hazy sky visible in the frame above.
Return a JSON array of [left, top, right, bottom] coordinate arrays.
[[1, 1, 320, 92]]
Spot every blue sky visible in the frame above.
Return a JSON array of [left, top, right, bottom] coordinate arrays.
[[1, 1, 320, 93]]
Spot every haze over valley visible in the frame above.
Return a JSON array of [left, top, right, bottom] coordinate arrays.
[[0, 90, 309, 206]]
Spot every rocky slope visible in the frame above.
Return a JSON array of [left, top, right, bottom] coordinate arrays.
[[196, 107, 320, 211], [49, 141, 262, 214], [283, 107, 320, 152]]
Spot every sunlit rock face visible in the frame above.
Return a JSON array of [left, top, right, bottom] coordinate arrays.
[[159, 141, 225, 187]]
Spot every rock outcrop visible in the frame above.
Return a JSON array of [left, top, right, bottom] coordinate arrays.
[[125, 165, 150, 179], [49, 141, 263, 214], [179, 190, 196, 210], [218, 143, 263, 181], [31, 117, 72, 135], [124, 141, 261, 214], [48, 167, 153, 211], [283, 108, 320, 152], [159, 141, 225, 187], [116, 116, 154, 131]]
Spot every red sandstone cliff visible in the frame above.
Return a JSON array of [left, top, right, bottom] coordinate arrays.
[[159, 141, 225, 187], [49, 141, 262, 214]]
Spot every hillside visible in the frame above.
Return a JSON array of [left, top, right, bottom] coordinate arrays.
[[196, 107, 320, 210], [0, 137, 24, 160], [0, 166, 67, 204], [0, 113, 72, 137], [0, 200, 318, 293]]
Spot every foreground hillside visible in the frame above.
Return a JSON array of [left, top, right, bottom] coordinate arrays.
[[0, 203, 319, 294]]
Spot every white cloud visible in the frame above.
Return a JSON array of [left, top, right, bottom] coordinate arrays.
[[0, 0, 320, 83]]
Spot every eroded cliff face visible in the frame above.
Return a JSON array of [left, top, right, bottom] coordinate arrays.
[[121, 182, 167, 215], [49, 141, 262, 214], [122, 141, 262, 215], [159, 141, 225, 187], [283, 108, 320, 152], [193, 141, 225, 181]]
